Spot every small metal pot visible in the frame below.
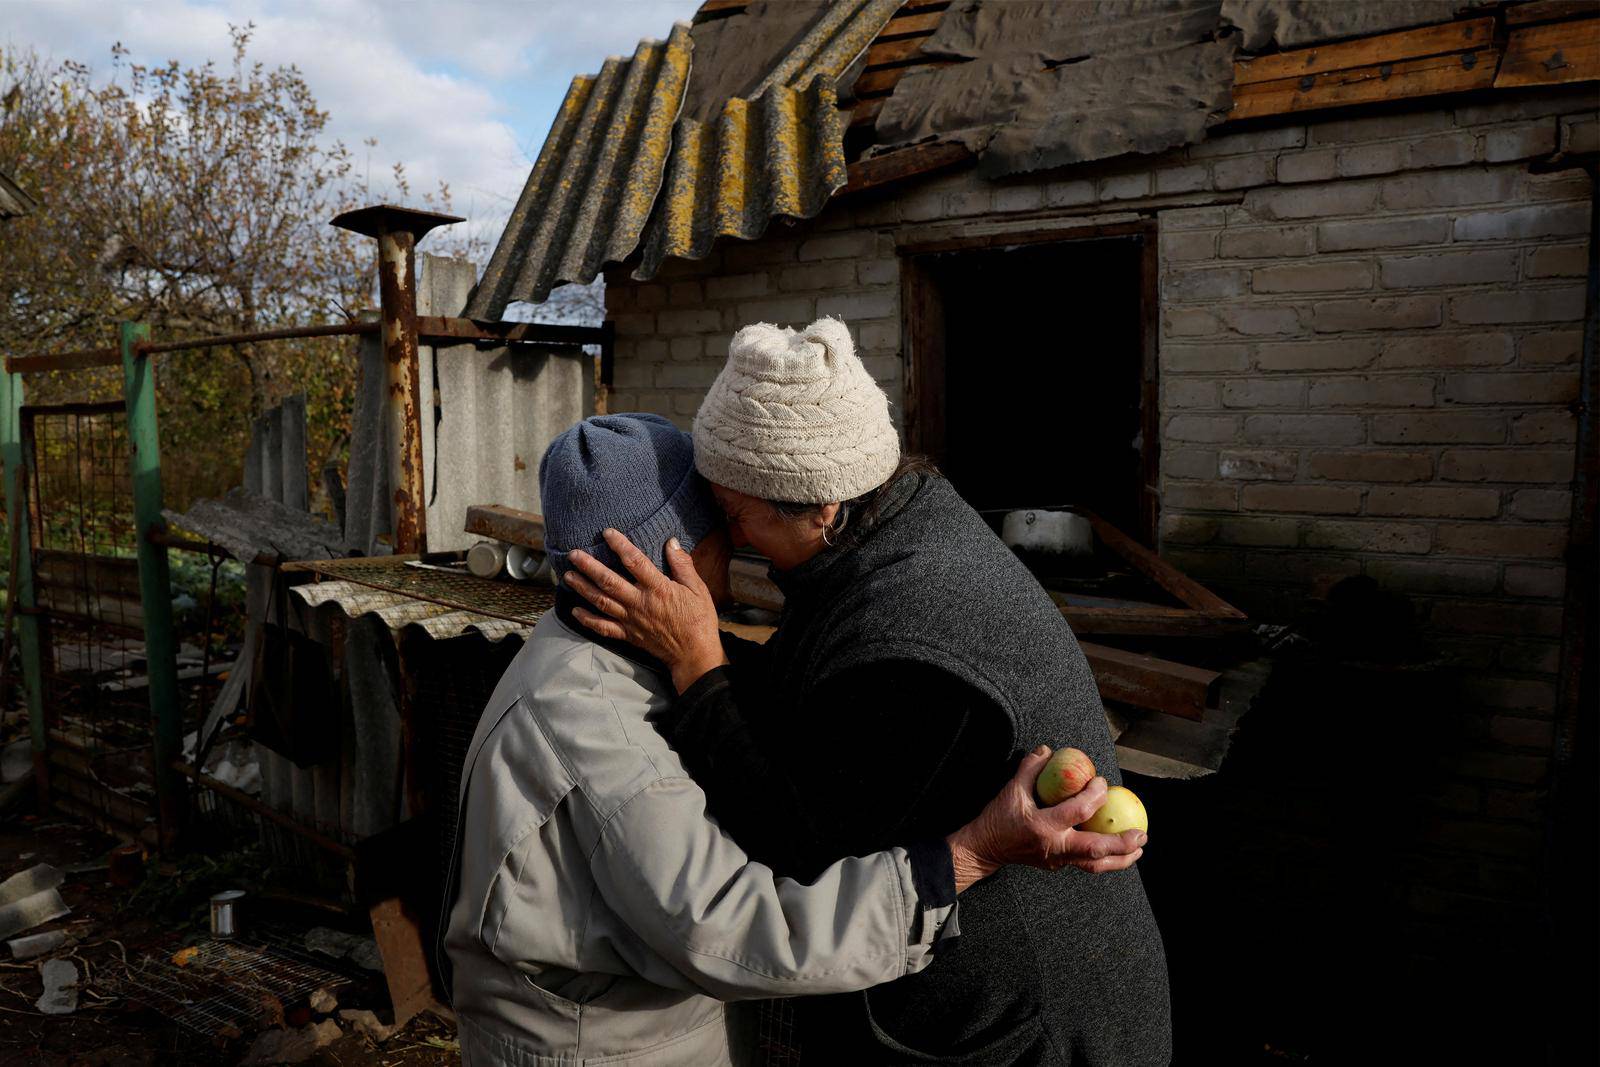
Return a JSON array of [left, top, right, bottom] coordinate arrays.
[[210, 890, 246, 938]]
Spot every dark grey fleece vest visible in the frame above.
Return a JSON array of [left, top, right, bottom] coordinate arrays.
[[767, 473, 1172, 1066]]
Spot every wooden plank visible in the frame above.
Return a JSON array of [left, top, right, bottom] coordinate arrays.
[[842, 139, 973, 195], [899, 220, 1150, 256], [879, 10, 944, 38], [1083, 511, 1246, 620], [1230, 46, 1499, 121], [1080, 641, 1221, 721], [1058, 604, 1251, 638], [1235, 16, 1494, 85], [853, 57, 959, 98], [863, 36, 927, 68], [1506, 1, 1599, 27], [1496, 16, 1600, 87], [463, 503, 545, 549]]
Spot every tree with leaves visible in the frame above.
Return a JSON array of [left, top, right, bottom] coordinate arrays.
[[0, 26, 481, 506]]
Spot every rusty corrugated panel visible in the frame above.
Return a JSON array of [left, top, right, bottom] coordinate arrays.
[[465, 23, 693, 318], [634, 0, 901, 281]]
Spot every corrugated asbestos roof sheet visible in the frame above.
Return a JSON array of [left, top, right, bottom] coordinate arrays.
[[465, 23, 693, 318], [292, 580, 534, 642], [468, 0, 900, 318], [640, 0, 901, 280]]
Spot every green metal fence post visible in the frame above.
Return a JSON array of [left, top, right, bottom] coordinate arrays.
[[120, 322, 183, 849], [0, 369, 48, 806]]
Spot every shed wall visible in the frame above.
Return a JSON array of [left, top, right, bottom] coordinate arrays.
[[603, 85, 1592, 957]]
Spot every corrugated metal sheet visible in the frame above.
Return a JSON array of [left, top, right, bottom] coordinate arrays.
[[465, 23, 693, 317], [468, 0, 900, 316]]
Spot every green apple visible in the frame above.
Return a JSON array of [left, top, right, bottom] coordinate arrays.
[[1079, 785, 1148, 835]]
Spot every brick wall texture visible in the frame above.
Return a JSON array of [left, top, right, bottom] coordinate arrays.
[[605, 87, 1592, 949]]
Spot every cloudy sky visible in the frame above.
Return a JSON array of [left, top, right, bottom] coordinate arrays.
[[6, 0, 700, 247]]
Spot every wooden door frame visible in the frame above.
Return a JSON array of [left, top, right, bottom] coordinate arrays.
[[898, 219, 1162, 546]]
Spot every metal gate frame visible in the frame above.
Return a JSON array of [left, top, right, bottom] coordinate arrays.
[[0, 323, 183, 846]]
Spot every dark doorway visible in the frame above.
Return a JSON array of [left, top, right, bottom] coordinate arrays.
[[902, 226, 1158, 543]]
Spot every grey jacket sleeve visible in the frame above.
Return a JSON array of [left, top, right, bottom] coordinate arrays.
[[589, 776, 955, 1002]]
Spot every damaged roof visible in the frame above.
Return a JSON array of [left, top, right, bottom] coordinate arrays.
[[468, 0, 899, 318], [477, 0, 1555, 307], [874, 0, 1502, 178]]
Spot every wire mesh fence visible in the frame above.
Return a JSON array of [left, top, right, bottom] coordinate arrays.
[[12, 400, 233, 838]]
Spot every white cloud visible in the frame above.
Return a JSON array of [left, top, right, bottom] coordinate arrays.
[[5, 0, 698, 248]]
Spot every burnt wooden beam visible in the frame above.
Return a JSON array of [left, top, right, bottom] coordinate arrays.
[[1079, 641, 1221, 721]]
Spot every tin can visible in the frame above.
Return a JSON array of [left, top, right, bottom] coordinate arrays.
[[210, 890, 246, 938]]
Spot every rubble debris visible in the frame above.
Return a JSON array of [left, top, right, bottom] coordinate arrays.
[[308, 986, 338, 1014], [8, 929, 68, 960], [337, 1007, 396, 1042], [35, 957, 79, 1015], [0, 863, 71, 940], [238, 1019, 342, 1067], [304, 927, 384, 972]]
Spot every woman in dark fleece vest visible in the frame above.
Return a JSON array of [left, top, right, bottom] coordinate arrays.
[[564, 318, 1169, 1066]]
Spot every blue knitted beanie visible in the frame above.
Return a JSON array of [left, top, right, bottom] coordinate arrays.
[[538, 413, 720, 580]]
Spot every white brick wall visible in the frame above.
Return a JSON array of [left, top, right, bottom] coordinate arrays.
[[604, 85, 1592, 911]]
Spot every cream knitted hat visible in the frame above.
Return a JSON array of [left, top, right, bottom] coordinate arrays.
[[693, 317, 901, 504]]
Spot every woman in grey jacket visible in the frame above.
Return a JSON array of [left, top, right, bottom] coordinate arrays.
[[441, 414, 1143, 1067]]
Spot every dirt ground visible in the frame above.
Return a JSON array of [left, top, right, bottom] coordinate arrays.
[[0, 810, 460, 1067]]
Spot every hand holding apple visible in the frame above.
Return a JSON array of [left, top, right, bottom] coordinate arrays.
[[947, 746, 1146, 890], [1032, 747, 1150, 834]]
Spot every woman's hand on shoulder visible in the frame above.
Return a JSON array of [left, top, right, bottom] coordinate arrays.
[[565, 530, 729, 693], [946, 746, 1146, 891]]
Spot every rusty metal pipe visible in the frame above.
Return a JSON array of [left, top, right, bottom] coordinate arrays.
[[331, 205, 463, 554], [135, 321, 375, 355], [5, 316, 608, 376], [378, 228, 428, 553]]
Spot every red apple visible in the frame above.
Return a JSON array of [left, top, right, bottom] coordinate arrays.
[[1034, 747, 1096, 807]]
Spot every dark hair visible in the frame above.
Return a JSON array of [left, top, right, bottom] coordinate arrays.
[[768, 454, 941, 547]]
